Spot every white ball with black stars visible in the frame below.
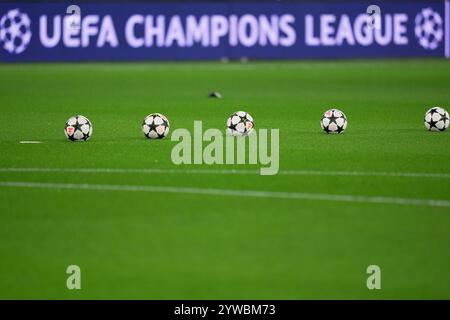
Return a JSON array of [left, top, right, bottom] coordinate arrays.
[[64, 115, 93, 142], [227, 111, 254, 136], [424, 107, 449, 131], [142, 113, 170, 139], [321, 108, 347, 134]]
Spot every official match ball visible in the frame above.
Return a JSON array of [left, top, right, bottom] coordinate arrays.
[[142, 113, 170, 139], [227, 111, 254, 136], [321, 109, 347, 134], [424, 107, 449, 131], [64, 115, 93, 141]]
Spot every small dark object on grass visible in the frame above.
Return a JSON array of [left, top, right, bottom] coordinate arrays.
[[208, 92, 222, 98]]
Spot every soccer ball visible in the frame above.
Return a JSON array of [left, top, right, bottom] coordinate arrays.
[[227, 111, 254, 136], [64, 115, 93, 141], [321, 109, 347, 134], [424, 107, 449, 131], [142, 113, 170, 139]]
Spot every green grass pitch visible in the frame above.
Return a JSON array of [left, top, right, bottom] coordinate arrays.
[[0, 59, 449, 299]]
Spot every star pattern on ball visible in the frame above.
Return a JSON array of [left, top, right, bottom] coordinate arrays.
[[336, 124, 345, 134], [424, 107, 449, 132], [227, 111, 254, 136], [147, 122, 158, 133], [142, 114, 170, 139], [64, 116, 92, 141], [428, 119, 438, 130], [321, 109, 347, 134], [328, 114, 338, 124]]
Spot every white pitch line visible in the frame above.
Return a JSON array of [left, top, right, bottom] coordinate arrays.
[[0, 167, 257, 175], [280, 170, 450, 179], [0, 181, 449, 208], [0, 167, 449, 179]]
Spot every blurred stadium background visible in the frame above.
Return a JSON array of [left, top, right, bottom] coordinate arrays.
[[1, 0, 448, 61]]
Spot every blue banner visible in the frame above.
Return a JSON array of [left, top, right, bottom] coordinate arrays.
[[0, 1, 448, 61]]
